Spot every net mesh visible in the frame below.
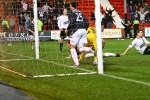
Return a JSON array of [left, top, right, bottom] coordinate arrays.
[[0, 0, 98, 77]]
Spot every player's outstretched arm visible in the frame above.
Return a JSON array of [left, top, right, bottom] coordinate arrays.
[[121, 47, 131, 56], [147, 42, 150, 46], [28, 29, 35, 35]]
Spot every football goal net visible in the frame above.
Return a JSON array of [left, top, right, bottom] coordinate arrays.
[[0, 0, 103, 78]]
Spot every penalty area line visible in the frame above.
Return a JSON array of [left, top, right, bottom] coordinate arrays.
[[103, 74, 150, 87]]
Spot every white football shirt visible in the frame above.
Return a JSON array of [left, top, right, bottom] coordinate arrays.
[[129, 37, 149, 54], [57, 15, 69, 29]]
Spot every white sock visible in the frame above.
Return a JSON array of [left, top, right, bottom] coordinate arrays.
[[84, 53, 94, 58], [79, 47, 91, 52], [70, 48, 79, 65], [104, 52, 116, 57]]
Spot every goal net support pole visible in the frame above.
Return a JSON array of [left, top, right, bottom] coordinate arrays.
[[33, 0, 40, 59], [94, 0, 104, 74]]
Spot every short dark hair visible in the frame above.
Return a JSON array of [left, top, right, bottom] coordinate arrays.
[[70, 2, 78, 8], [66, 40, 70, 44], [136, 29, 142, 33]]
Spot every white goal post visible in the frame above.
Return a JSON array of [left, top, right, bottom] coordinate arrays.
[[33, 0, 40, 59], [94, 0, 104, 74]]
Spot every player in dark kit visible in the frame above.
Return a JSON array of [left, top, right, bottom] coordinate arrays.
[[28, 18, 35, 49], [67, 2, 90, 67]]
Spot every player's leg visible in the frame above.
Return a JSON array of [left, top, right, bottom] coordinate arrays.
[[70, 45, 79, 67], [78, 30, 92, 53], [79, 52, 87, 61], [59, 38, 64, 52], [92, 46, 98, 65], [84, 53, 94, 58], [103, 52, 120, 57], [59, 30, 66, 52], [70, 30, 83, 67], [29, 35, 34, 49], [143, 46, 150, 54]]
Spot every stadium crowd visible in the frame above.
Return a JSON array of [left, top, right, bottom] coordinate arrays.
[[1, 0, 75, 32], [1, 0, 150, 35], [127, 0, 150, 23]]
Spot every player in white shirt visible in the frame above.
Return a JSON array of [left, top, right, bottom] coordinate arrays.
[[122, 29, 150, 55], [57, 8, 69, 52]]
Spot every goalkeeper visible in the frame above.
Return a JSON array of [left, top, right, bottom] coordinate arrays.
[[79, 26, 120, 65]]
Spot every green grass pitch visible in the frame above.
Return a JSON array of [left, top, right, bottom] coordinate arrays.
[[0, 38, 150, 100]]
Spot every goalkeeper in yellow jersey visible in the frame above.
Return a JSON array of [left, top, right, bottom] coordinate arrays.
[[78, 26, 120, 65]]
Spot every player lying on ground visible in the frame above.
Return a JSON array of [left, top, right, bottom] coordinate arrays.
[[78, 26, 120, 65], [122, 29, 150, 55]]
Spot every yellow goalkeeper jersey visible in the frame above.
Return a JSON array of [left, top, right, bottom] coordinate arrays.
[[87, 26, 97, 50]]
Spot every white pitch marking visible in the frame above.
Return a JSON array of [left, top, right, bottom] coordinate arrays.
[[1, 51, 150, 86], [103, 74, 150, 87], [1, 51, 95, 73], [0, 59, 33, 62]]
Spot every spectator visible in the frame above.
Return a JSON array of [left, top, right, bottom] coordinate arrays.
[[43, 9, 53, 21], [61, 0, 69, 8], [140, 0, 147, 7], [138, 10, 148, 23], [52, 6, 59, 17], [121, 21, 132, 38], [21, 0, 28, 11], [107, 14, 115, 28], [2, 0, 9, 15], [9, 16, 16, 32], [28, 5, 34, 17], [15, 0, 22, 16], [45, 19, 53, 31], [54, 0, 62, 15], [133, 17, 140, 38], [101, 12, 107, 28], [136, 3, 142, 11], [106, 7, 115, 16], [37, 0, 42, 12], [24, 13, 31, 32], [134, 10, 139, 20], [42, 2, 52, 13], [38, 9, 45, 19], [2, 18, 9, 32], [145, 11, 150, 22], [38, 18, 43, 32], [18, 14, 25, 32], [129, 5, 135, 22], [10, 0, 15, 15], [127, 0, 135, 9], [53, 15, 59, 30], [144, 2, 150, 12]]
